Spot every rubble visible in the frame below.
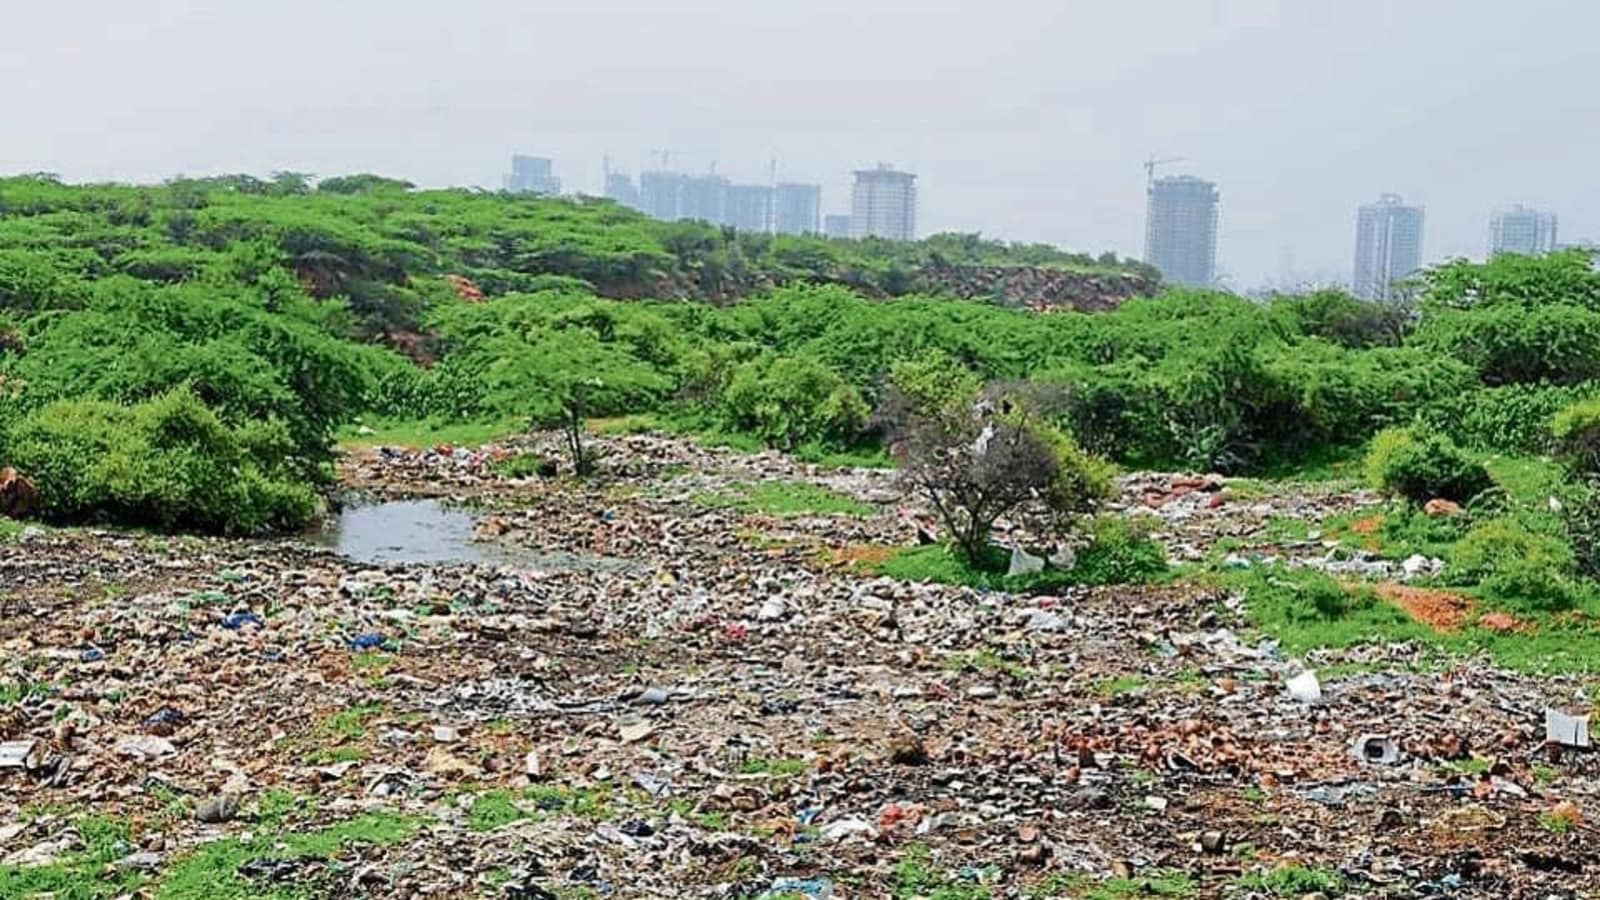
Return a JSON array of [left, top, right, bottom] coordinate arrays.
[[3, 433, 1599, 896]]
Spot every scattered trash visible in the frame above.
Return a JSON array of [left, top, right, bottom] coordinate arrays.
[[1545, 708, 1591, 748], [350, 633, 390, 651], [0, 435, 1586, 895], [222, 611, 264, 630], [1007, 545, 1045, 577], [769, 876, 835, 899], [0, 741, 37, 770], [1287, 670, 1323, 704], [195, 795, 240, 824], [116, 736, 177, 761], [1351, 734, 1402, 765]]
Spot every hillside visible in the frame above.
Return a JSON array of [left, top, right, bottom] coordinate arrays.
[[0, 173, 1156, 340]]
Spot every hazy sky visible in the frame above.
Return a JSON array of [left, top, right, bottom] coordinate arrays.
[[7, 0, 1597, 286]]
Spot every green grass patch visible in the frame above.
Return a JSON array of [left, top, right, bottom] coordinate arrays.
[[1081, 869, 1197, 899], [468, 790, 531, 831], [153, 811, 421, 899], [739, 756, 810, 777], [793, 440, 894, 469], [338, 417, 524, 450], [1095, 675, 1148, 698], [892, 844, 995, 899], [0, 678, 49, 707], [0, 815, 146, 900], [944, 648, 1032, 681], [489, 452, 553, 479], [875, 522, 1168, 593], [1483, 454, 1565, 505], [1236, 864, 1342, 896], [306, 746, 366, 765], [695, 480, 873, 517], [320, 702, 384, 740]]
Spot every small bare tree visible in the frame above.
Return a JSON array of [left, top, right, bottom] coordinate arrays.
[[883, 357, 1111, 566]]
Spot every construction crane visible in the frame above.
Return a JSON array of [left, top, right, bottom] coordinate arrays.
[[1143, 155, 1185, 190]]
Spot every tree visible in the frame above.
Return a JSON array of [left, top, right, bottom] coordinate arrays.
[[884, 356, 1112, 564], [482, 331, 668, 476]]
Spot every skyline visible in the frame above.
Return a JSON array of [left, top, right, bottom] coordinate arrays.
[[6, 1, 1597, 287]]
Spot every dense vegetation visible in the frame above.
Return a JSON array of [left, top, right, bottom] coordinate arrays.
[[3, 174, 1600, 551]]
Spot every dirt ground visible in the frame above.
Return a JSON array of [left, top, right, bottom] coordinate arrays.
[[3, 434, 1599, 898]]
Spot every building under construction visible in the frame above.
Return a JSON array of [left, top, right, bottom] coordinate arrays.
[[1144, 175, 1219, 288]]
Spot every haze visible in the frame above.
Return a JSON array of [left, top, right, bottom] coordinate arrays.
[[6, 0, 1597, 287]]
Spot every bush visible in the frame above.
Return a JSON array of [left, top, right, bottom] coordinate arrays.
[[719, 355, 869, 451], [1364, 428, 1492, 505], [1448, 516, 1579, 611], [1420, 383, 1589, 455], [885, 373, 1115, 564], [1062, 515, 1168, 586], [3, 387, 317, 533], [1551, 396, 1600, 474]]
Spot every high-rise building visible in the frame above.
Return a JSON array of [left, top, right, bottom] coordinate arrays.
[[725, 184, 774, 233], [824, 215, 853, 239], [679, 175, 730, 224], [1143, 175, 1219, 287], [605, 172, 641, 211], [1353, 193, 1425, 301], [638, 171, 684, 221], [773, 183, 822, 235], [504, 155, 561, 195], [1490, 205, 1558, 257], [850, 164, 916, 240]]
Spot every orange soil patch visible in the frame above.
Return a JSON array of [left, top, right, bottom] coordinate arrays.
[[1376, 583, 1474, 633], [1350, 515, 1385, 535], [1476, 611, 1536, 634], [831, 544, 900, 569]]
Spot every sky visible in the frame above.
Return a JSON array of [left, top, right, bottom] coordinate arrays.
[[5, 0, 1598, 287]]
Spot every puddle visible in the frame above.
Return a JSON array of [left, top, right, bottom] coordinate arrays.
[[313, 499, 638, 574]]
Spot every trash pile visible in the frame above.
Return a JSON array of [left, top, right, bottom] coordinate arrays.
[[2, 435, 1598, 897]]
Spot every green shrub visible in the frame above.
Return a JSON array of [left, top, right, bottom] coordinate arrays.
[[1420, 383, 1589, 454], [4, 387, 317, 533], [719, 355, 868, 451], [1364, 428, 1492, 504], [1551, 396, 1600, 474], [1063, 515, 1168, 586], [1448, 516, 1580, 611]]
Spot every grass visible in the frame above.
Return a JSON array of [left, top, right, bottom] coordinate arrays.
[[1095, 675, 1148, 698], [945, 648, 1032, 681], [695, 480, 874, 517], [468, 790, 530, 831], [1235, 864, 1342, 896], [337, 416, 523, 450], [739, 756, 810, 777], [892, 845, 994, 899], [306, 746, 366, 764], [1540, 810, 1576, 834], [0, 678, 48, 707], [873, 528, 1168, 594], [793, 440, 894, 469], [320, 702, 384, 740], [153, 811, 421, 899], [490, 452, 552, 479], [0, 815, 146, 900], [0, 518, 24, 542]]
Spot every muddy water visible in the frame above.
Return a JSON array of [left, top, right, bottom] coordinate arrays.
[[313, 499, 638, 574]]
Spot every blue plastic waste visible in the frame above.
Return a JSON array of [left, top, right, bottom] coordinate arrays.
[[222, 612, 264, 630]]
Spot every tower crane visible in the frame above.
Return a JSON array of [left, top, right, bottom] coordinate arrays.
[[1144, 155, 1185, 190]]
